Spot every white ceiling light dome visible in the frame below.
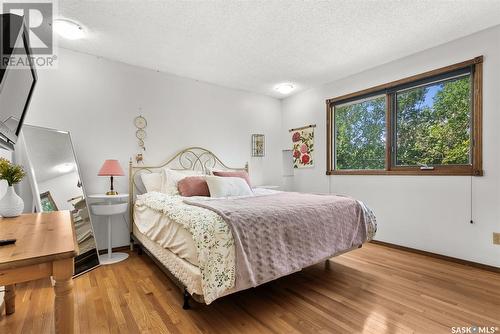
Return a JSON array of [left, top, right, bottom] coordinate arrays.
[[54, 162, 75, 174], [53, 18, 85, 40], [274, 83, 295, 95]]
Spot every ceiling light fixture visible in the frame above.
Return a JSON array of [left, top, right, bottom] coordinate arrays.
[[53, 19, 85, 40], [54, 163, 75, 174], [274, 83, 295, 95]]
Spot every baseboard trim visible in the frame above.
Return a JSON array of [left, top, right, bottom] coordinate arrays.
[[98, 246, 130, 255], [370, 240, 500, 273]]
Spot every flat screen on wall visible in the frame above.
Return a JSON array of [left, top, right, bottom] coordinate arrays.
[[0, 14, 38, 151]]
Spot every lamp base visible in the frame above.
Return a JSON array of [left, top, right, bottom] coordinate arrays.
[[106, 190, 118, 195]]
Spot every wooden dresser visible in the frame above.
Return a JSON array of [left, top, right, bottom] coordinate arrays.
[[0, 211, 77, 334]]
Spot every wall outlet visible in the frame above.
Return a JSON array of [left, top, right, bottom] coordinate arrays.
[[493, 232, 500, 245]]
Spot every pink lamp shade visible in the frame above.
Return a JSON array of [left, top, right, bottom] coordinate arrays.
[[98, 160, 125, 176]]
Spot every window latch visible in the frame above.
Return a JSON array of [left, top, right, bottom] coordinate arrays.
[[419, 163, 435, 170]]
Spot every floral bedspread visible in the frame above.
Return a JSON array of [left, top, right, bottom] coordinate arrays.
[[135, 192, 235, 304]]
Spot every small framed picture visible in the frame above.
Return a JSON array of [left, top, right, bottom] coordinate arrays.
[[251, 134, 265, 157], [40, 191, 58, 212]]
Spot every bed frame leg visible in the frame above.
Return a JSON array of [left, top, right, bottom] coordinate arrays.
[[183, 289, 191, 310], [137, 245, 143, 255], [325, 259, 331, 270]]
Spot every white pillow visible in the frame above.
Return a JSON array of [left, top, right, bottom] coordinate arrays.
[[205, 176, 253, 198], [160, 168, 203, 195], [140, 172, 162, 193]]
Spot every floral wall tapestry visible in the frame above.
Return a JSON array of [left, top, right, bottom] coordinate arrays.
[[290, 125, 315, 168]]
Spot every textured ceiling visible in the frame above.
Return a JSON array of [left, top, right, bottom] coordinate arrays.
[[56, 0, 500, 98]]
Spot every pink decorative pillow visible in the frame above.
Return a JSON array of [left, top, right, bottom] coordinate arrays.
[[178, 176, 210, 197], [212, 171, 251, 187]]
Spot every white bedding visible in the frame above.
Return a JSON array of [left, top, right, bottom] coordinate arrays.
[[133, 225, 204, 296], [134, 192, 235, 304], [133, 188, 279, 304], [134, 203, 199, 266]]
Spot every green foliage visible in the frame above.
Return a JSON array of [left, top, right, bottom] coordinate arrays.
[[335, 96, 386, 169], [335, 75, 471, 170], [0, 158, 26, 186], [396, 76, 471, 166]]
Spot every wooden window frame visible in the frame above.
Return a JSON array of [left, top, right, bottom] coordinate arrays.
[[326, 56, 483, 176]]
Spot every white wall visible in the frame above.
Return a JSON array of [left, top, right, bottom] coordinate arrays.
[[282, 26, 500, 267], [22, 48, 282, 250], [38, 171, 81, 211]]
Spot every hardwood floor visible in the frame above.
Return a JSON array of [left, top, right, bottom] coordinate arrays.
[[1, 243, 499, 334]]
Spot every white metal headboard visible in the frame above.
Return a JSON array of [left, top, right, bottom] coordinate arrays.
[[128, 146, 248, 232]]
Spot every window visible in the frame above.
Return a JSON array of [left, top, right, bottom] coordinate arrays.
[[326, 57, 483, 176], [395, 75, 471, 167], [335, 95, 386, 170]]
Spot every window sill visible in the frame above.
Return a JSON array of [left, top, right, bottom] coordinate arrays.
[[327, 169, 483, 176]]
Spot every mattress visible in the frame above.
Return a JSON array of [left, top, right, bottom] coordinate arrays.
[[134, 202, 199, 266], [133, 224, 204, 296], [132, 189, 377, 304], [133, 188, 278, 268]]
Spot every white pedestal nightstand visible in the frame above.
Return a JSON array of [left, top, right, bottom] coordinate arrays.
[[88, 194, 129, 265]]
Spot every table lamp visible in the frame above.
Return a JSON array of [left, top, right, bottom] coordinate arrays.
[[98, 159, 125, 195]]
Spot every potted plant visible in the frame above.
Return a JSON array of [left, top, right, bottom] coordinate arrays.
[[0, 158, 26, 217]]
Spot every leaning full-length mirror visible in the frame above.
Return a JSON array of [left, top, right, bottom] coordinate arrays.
[[21, 125, 100, 275]]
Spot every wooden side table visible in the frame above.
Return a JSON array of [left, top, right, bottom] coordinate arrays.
[[0, 211, 77, 334]]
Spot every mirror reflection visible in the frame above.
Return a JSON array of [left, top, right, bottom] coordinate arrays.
[[21, 125, 100, 275]]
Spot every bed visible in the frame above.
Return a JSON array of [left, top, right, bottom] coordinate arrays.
[[129, 147, 377, 308]]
